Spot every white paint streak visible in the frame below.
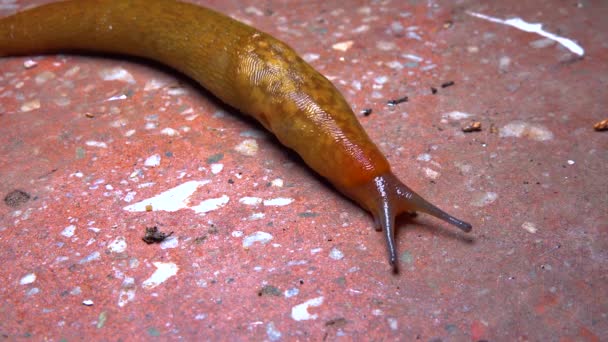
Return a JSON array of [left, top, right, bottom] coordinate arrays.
[[443, 111, 472, 120], [263, 198, 294, 206], [123, 180, 210, 212], [85, 141, 108, 148], [106, 94, 127, 101], [243, 231, 273, 248], [142, 262, 178, 289], [291, 296, 324, 321], [239, 197, 262, 206], [190, 195, 230, 214], [468, 12, 584, 56]]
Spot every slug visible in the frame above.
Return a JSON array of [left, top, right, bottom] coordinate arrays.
[[0, 0, 472, 269]]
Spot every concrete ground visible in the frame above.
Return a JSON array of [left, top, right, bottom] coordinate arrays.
[[1, 0, 606, 340]]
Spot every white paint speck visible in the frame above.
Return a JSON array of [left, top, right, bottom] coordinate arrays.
[[522, 221, 538, 234], [118, 277, 136, 307], [500, 121, 554, 141], [211, 163, 224, 174], [423, 167, 440, 180], [25, 288, 39, 296], [443, 111, 472, 120], [123, 180, 210, 212], [567, 160, 575, 165], [23, 59, 38, 69], [20, 273, 36, 285], [195, 313, 207, 320], [20, 99, 40, 112], [332, 40, 354, 52], [61, 225, 76, 238], [85, 141, 108, 148], [417, 153, 432, 162], [402, 53, 423, 62], [471, 192, 498, 207], [352, 24, 370, 34], [142, 262, 178, 289], [303, 53, 320, 62], [271, 178, 284, 187], [263, 198, 294, 206], [99, 67, 136, 83], [284, 288, 299, 298], [388, 318, 399, 330], [124, 191, 137, 202], [467, 12, 584, 56], [144, 79, 167, 91], [71, 171, 84, 178], [310, 247, 322, 255], [108, 236, 127, 253], [376, 41, 397, 51], [235, 139, 259, 156], [245, 6, 264, 16], [240, 197, 262, 206], [291, 296, 324, 321], [329, 247, 344, 260], [79, 251, 101, 264], [385, 60, 403, 70], [106, 94, 127, 101], [266, 322, 282, 341], [243, 231, 273, 248], [160, 127, 179, 136], [82, 299, 94, 306], [249, 212, 265, 220], [499, 56, 511, 71], [231, 231, 244, 238], [374, 76, 389, 84], [190, 195, 230, 214], [160, 236, 178, 249], [144, 154, 161, 167]]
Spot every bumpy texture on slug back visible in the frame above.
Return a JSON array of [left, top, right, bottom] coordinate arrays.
[[0, 0, 472, 269]]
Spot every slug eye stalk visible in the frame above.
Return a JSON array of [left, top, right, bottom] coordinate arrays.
[[367, 172, 472, 270]]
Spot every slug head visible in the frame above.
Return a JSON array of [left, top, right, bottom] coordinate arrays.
[[343, 172, 472, 271]]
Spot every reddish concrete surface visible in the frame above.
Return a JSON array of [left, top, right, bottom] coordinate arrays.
[[1, 0, 606, 340]]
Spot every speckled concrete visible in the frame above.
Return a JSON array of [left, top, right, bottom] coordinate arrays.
[[1, 0, 606, 340]]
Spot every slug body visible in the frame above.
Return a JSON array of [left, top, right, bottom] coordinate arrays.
[[0, 0, 471, 268]]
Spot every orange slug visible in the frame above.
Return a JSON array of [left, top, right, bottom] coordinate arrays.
[[0, 0, 472, 269]]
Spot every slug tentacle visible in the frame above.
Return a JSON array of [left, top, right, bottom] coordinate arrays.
[[345, 172, 471, 269], [395, 182, 473, 233]]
